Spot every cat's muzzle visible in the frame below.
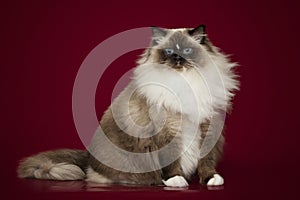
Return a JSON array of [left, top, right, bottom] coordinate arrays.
[[171, 54, 186, 67]]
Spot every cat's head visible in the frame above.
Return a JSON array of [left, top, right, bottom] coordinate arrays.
[[139, 25, 215, 70]]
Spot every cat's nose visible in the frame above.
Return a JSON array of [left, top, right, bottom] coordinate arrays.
[[172, 54, 184, 62]]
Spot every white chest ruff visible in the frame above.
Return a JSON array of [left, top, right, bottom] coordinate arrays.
[[134, 64, 217, 123]]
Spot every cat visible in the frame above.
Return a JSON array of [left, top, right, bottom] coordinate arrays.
[[17, 25, 239, 187]]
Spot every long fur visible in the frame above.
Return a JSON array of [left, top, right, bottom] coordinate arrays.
[[17, 149, 87, 180], [17, 27, 239, 186]]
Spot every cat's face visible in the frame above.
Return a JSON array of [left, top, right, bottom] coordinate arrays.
[[148, 25, 213, 70]]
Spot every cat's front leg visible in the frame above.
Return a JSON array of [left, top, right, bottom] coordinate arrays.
[[198, 135, 224, 186], [160, 140, 188, 187], [157, 114, 189, 187], [162, 160, 188, 187], [198, 157, 224, 186]]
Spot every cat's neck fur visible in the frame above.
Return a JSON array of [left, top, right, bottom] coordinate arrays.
[[133, 53, 238, 124]]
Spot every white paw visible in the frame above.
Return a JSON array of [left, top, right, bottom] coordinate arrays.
[[207, 174, 224, 186], [162, 175, 189, 187]]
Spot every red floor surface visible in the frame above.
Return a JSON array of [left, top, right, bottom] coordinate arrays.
[[10, 164, 298, 200]]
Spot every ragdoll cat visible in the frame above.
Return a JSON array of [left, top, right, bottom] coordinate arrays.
[[17, 25, 239, 187]]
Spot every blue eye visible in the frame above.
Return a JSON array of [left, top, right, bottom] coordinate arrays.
[[165, 48, 174, 55], [183, 47, 192, 54]]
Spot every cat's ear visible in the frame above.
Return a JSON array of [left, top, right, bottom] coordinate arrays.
[[151, 26, 167, 46], [188, 24, 207, 44]]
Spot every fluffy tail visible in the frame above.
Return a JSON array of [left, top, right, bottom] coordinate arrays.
[[17, 149, 88, 180]]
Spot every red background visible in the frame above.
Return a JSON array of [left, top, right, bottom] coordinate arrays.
[[2, 0, 300, 199]]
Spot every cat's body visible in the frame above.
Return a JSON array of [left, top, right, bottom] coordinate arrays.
[[18, 26, 239, 187]]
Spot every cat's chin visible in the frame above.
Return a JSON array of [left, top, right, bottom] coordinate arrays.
[[158, 62, 192, 71], [169, 65, 191, 72], [156, 63, 185, 71]]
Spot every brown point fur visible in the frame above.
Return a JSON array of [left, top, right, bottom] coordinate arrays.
[[89, 91, 186, 185], [198, 120, 225, 184]]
